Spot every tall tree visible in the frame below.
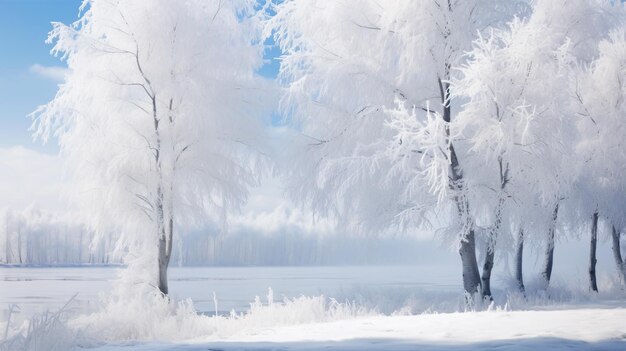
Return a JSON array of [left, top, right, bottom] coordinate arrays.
[[575, 26, 626, 287], [270, 0, 528, 299], [32, 0, 269, 295]]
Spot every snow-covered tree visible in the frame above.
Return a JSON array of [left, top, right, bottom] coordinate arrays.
[[32, 0, 269, 295], [269, 0, 529, 298], [451, 0, 622, 296], [574, 26, 626, 287]]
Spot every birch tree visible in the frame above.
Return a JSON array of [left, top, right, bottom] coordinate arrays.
[[32, 0, 269, 295]]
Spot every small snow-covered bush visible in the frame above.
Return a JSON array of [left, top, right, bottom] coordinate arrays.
[[230, 289, 369, 330], [72, 291, 208, 342], [72, 287, 371, 343]]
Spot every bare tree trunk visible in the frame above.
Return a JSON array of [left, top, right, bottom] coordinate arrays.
[[460, 227, 481, 296], [481, 218, 499, 299], [515, 229, 525, 293], [611, 226, 626, 284], [439, 77, 481, 298], [481, 198, 504, 301], [542, 203, 559, 287], [154, 153, 172, 294], [153, 93, 169, 295], [158, 235, 169, 294], [481, 159, 508, 300], [158, 213, 174, 294], [589, 211, 599, 292], [155, 169, 171, 296], [481, 232, 496, 299], [158, 98, 178, 295]]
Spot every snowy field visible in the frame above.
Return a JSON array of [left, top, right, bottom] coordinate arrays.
[[2, 265, 626, 350], [92, 308, 626, 351]]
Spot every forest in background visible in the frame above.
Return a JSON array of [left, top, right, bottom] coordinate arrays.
[[0, 207, 437, 266]]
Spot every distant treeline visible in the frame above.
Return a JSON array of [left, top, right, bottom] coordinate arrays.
[[0, 207, 431, 266], [0, 207, 114, 265]]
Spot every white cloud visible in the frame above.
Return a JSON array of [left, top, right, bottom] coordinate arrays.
[[0, 146, 69, 211], [233, 202, 335, 237], [231, 177, 336, 237], [29, 64, 69, 82]]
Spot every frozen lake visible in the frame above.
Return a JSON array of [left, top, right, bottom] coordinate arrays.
[[0, 265, 461, 320]]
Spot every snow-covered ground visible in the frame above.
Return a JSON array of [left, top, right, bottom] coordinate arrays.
[[2, 265, 626, 350], [91, 307, 626, 350]]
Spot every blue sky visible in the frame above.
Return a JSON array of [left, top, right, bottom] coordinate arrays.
[[0, 0, 280, 153], [0, 0, 82, 152]]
